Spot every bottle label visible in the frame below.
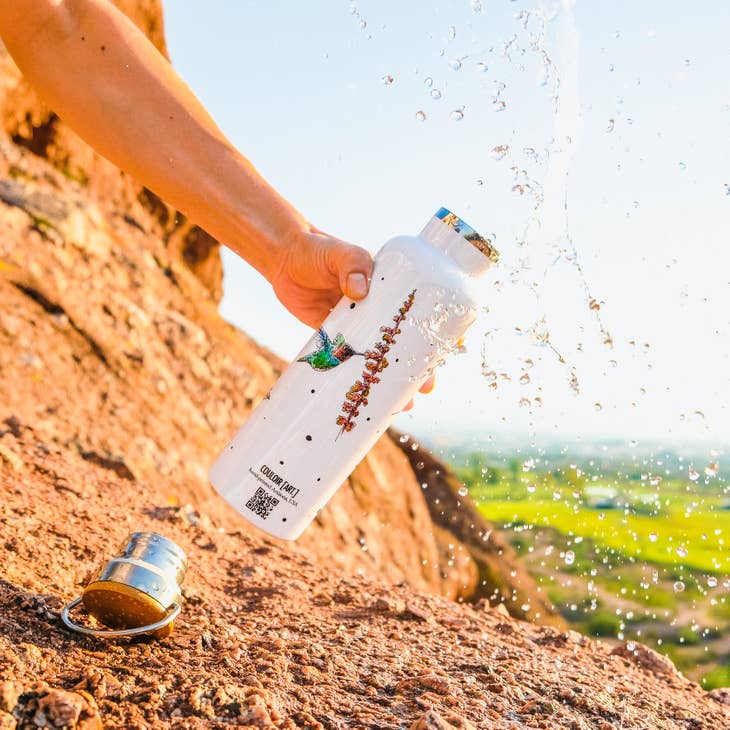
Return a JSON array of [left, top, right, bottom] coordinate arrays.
[[294, 289, 417, 439]]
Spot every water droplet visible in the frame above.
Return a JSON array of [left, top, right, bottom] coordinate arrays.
[[476, 179, 484, 186], [564, 550, 575, 566], [476, 61, 488, 73], [676, 546, 688, 558], [450, 108, 464, 121], [626, 641, 636, 652], [430, 89, 442, 100], [705, 462, 719, 477], [606, 118, 615, 133], [689, 468, 700, 481], [527, 484, 536, 493], [491, 144, 510, 160], [399, 434, 409, 443], [382, 74, 394, 85], [424, 77, 433, 88], [649, 532, 658, 542], [673, 581, 685, 593], [707, 577, 718, 588], [493, 100, 507, 112], [608, 64, 615, 72], [589, 298, 601, 311], [415, 110, 427, 122], [358, 19, 367, 29], [522, 458, 535, 472], [519, 373, 531, 385], [594, 402, 602, 412], [449, 58, 462, 71], [458, 486, 468, 497], [649, 475, 662, 487], [678, 161, 686, 171], [448, 25, 456, 40]]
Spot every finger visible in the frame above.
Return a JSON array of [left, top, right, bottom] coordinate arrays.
[[418, 374, 436, 394], [326, 241, 374, 300], [402, 398, 414, 412]]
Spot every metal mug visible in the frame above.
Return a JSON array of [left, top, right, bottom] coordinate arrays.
[[62, 532, 187, 639]]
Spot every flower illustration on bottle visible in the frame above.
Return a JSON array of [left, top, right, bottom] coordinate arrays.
[[336, 289, 416, 438], [297, 328, 364, 371]]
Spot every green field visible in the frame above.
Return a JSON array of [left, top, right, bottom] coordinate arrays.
[[449, 449, 730, 688]]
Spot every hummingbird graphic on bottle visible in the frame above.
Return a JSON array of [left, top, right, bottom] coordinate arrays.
[[297, 328, 363, 371]]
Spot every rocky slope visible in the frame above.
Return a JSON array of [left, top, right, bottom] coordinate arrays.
[[1, 442, 728, 729], [0, 1, 727, 727]]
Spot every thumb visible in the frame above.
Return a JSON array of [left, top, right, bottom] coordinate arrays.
[[328, 242, 374, 300]]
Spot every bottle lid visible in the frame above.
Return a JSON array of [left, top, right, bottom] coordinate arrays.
[[61, 532, 187, 640], [434, 207, 499, 264]]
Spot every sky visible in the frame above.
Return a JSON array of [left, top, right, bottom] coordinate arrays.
[[164, 1, 730, 452]]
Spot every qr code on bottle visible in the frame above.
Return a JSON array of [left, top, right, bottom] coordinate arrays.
[[245, 487, 279, 520]]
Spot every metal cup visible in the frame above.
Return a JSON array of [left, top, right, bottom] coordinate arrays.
[[62, 532, 187, 639]]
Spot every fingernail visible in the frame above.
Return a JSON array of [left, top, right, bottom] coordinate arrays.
[[420, 376, 435, 394], [346, 272, 368, 299]]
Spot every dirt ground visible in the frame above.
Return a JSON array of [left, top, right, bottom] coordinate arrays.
[[1, 432, 728, 729]]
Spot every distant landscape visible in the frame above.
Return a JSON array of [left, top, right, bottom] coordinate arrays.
[[436, 439, 729, 689]]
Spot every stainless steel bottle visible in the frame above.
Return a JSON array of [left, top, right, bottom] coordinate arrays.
[[210, 208, 499, 539]]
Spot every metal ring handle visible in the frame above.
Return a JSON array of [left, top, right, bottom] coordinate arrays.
[[61, 596, 180, 638]]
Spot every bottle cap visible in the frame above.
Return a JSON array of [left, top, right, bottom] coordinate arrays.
[[62, 532, 187, 639], [434, 207, 499, 264]]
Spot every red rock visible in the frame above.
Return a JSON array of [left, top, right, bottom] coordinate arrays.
[[396, 675, 452, 696], [709, 688, 730, 706], [0, 683, 19, 714], [409, 710, 477, 730], [610, 641, 679, 677], [34, 689, 102, 730]]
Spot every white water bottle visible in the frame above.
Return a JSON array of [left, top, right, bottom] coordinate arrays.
[[210, 208, 499, 539]]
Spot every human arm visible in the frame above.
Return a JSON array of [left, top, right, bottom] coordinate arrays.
[[0, 0, 434, 400], [0, 0, 375, 326]]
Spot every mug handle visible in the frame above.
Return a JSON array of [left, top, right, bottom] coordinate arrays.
[[61, 597, 181, 638]]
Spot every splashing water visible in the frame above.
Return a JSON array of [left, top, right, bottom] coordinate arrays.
[[467, 0, 621, 415]]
